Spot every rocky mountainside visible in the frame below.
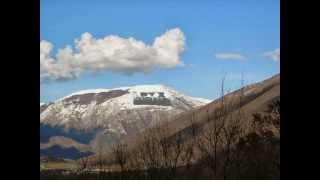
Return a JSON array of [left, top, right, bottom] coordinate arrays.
[[40, 85, 210, 159]]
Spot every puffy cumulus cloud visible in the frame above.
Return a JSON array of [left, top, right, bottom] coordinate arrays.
[[264, 48, 280, 62], [40, 28, 185, 83], [40, 41, 81, 82], [214, 53, 246, 60]]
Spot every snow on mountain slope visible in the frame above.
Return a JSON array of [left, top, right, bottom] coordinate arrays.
[[57, 84, 209, 106], [40, 85, 210, 155], [40, 84, 209, 136]]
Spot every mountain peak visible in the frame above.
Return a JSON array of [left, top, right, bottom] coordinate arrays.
[[58, 84, 209, 103], [41, 84, 210, 133]]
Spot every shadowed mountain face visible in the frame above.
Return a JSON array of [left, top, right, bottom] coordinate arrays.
[[40, 145, 93, 160], [40, 124, 99, 144], [40, 85, 210, 159]]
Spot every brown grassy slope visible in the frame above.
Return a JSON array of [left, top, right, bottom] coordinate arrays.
[[85, 74, 280, 165], [122, 74, 280, 150]]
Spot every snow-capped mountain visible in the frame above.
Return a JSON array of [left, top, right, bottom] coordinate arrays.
[[40, 84, 210, 158]]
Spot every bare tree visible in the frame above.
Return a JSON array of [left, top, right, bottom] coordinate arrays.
[[97, 142, 105, 172], [139, 126, 163, 180], [181, 112, 197, 169], [77, 153, 90, 173], [250, 99, 280, 179], [220, 106, 244, 180], [112, 142, 129, 173], [127, 148, 142, 171], [216, 76, 247, 180], [252, 99, 280, 137], [132, 118, 184, 180], [159, 123, 184, 180], [196, 111, 225, 179], [196, 77, 228, 179]]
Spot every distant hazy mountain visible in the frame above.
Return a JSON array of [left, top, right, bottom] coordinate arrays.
[[40, 85, 210, 159]]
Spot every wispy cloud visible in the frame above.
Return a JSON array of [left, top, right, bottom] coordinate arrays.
[[40, 28, 186, 83], [214, 53, 246, 60], [263, 48, 280, 62]]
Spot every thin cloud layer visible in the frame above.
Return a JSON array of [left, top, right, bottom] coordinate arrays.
[[40, 28, 185, 83], [215, 53, 246, 60], [264, 48, 280, 62]]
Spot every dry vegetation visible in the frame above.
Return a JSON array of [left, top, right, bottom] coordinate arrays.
[[41, 76, 280, 180]]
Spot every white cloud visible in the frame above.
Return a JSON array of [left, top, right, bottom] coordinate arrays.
[[264, 48, 280, 62], [214, 53, 246, 60], [40, 28, 186, 83]]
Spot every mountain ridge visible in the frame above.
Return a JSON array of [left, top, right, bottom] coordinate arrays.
[[40, 84, 210, 159]]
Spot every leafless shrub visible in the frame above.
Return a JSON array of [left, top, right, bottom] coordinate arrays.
[[196, 77, 229, 179], [77, 154, 90, 173], [96, 143, 106, 171], [160, 122, 184, 179], [181, 112, 197, 172], [252, 99, 280, 137], [111, 142, 129, 173], [195, 76, 248, 180], [220, 99, 245, 180]]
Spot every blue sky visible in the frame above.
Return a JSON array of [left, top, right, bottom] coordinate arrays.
[[40, 0, 279, 102]]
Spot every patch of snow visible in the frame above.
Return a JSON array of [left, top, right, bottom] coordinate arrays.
[[56, 84, 210, 105], [192, 97, 211, 103], [41, 84, 211, 130]]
